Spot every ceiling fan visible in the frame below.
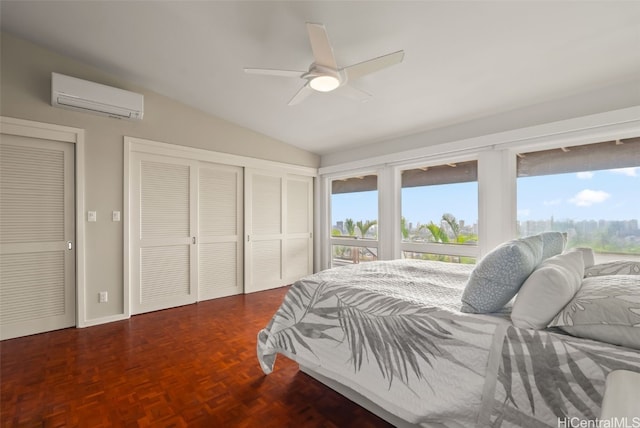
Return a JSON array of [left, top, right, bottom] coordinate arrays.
[[244, 22, 404, 105]]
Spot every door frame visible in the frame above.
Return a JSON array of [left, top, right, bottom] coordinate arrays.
[[0, 116, 87, 327]]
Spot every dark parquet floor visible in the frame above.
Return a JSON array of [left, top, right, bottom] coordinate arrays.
[[1, 286, 392, 427]]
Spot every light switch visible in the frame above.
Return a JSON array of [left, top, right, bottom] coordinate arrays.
[[112, 211, 121, 222], [88, 211, 97, 222]]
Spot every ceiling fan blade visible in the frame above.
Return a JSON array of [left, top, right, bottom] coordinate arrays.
[[306, 23, 338, 69], [244, 68, 305, 77], [336, 84, 372, 103], [344, 50, 404, 81], [288, 83, 314, 105]]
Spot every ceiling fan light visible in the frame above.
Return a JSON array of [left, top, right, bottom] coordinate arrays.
[[309, 75, 340, 92]]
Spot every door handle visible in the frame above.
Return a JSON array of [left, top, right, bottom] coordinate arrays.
[[67, 241, 73, 250], [192, 237, 197, 245]]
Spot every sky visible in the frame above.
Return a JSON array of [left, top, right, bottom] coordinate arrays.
[[331, 167, 640, 226]]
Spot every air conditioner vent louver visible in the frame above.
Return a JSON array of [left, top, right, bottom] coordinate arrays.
[[51, 73, 143, 120]]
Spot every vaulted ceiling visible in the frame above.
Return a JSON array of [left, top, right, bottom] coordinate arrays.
[[2, 1, 639, 155]]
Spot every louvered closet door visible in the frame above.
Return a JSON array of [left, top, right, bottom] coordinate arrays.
[[245, 169, 284, 292], [131, 153, 197, 314], [284, 175, 313, 284], [198, 163, 243, 300], [0, 135, 75, 340], [245, 170, 313, 293]]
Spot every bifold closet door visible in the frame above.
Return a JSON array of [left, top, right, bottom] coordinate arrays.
[[131, 154, 197, 314], [0, 135, 75, 340], [197, 163, 243, 300]]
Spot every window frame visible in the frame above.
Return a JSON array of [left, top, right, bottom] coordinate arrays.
[[316, 107, 640, 272], [396, 154, 481, 262], [514, 138, 640, 261], [324, 167, 383, 269]]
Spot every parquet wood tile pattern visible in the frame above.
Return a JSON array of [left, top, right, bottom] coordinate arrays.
[[1, 287, 392, 427]]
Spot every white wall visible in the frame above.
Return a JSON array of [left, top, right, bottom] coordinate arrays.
[[0, 32, 320, 325]]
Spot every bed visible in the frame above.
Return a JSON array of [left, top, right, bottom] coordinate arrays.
[[257, 233, 640, 427]]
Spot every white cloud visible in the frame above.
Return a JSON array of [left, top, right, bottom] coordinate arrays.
[[543, 198, 562, 206], [569, 189, 611, 207], [609, 167, 638, 177], [576, 171, 594, 179], [518, 209, 531, 217]]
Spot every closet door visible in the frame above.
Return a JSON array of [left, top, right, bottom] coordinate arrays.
[[0, 135, 75, 340], [198, 163, 243, 300], [284, 175, 313, 284], [244, 169, 283, 293], [245, 169, 313, 293], [131, 153, 197, 314]]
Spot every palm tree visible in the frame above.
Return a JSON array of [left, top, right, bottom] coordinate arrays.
[[421, 222, 449, 243], [344, 218, 356, 237], [441, 213, 459, 240], [400, 216, 409, 240], [343, 218, 358, 263], [356, 220, 377, 239]]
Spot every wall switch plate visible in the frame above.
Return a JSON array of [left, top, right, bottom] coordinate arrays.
[[112, 211, 121, 222], [99, 291, 108, 303], [88, 211, 97, 222]]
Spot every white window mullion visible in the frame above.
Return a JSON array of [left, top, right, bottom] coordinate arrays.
[[477, 150, 517, 258], [377, 165, 401, 261], [315, 176, 329, 271]]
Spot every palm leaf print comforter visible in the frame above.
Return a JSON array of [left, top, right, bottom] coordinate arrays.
[[257, 260, 640, 427]]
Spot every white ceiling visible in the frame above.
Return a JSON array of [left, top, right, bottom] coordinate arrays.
[[2, 1, 639, 156]]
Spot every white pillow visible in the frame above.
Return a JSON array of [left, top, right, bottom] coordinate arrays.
[[571, 247, 595, 269], [511, 250, 584, 329]]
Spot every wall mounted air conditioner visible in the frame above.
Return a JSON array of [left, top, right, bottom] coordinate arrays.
[[51, 72, 144, 120]]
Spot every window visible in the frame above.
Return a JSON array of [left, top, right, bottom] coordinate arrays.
[[517, 138, 640, 263], [400, 160, 479, 264], [330, 174, 378, 266]]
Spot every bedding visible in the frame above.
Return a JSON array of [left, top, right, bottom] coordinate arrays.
[[257, 259, 640, 427]]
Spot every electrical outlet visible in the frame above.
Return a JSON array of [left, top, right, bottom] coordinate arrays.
[[99, 291, 108, 303]]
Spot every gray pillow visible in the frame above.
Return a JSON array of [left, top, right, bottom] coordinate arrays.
[[549, 275, 640, 349], [511, 250, 584, 329], [461, 235, 543, 313], [585, 260, 640, 277], [539, 231, 565, 261]]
